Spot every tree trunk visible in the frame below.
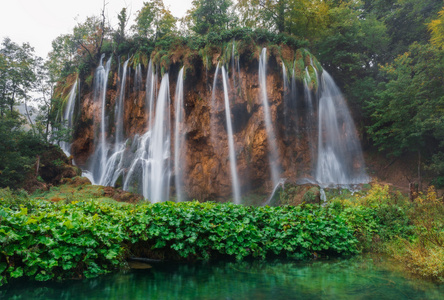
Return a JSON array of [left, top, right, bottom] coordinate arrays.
[[418, 150, 422, 191]]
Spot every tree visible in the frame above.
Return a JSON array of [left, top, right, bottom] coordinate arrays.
[[428, 6, 444, 49], [189, 0, 233, 34], [47, 34, 78, 82], [366, 43, 444, 183], [0, 109, 46, 189], [362, 0, 441, 58], [0, 38, 37, 116], [72, 14, 110, 63], [236, 0, 330, 36], [115, 7, 129, 44], [134, 0, 177, 40]]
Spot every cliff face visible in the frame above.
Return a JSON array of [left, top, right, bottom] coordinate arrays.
[[66, 44, 365, 201]]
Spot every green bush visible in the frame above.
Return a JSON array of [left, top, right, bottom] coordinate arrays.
[[0, 196, 359, 285]]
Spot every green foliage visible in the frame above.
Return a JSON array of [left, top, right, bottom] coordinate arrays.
[[0, 113, 45, 189], [327, 184, 416, 251], [385, 187, 444, 282], [0, 38, 37, 115], [134, 0, 177, 40], [429, 7, 444, 49], [190, 0, 233, 35], [0, 195, 359, 285], [366, 43, 444, 168]]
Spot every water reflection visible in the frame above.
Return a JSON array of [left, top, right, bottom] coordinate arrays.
[[1, 255, 443, 299]]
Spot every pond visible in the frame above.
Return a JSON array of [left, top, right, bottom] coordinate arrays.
[[1, 255, 442, 299]]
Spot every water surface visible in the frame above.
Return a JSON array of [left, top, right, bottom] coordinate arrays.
[[1, 255, 442, 299]]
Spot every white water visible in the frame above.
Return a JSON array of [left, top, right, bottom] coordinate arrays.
[[210, 62, 220, 150], [115, 59, 129, 147], [93, 58, 129, 187], [78, 53, 368, 202], [221, 67, 241, 204], [89, 55, 112, 184], [60, 79, 78, 156], [145, 60, 157, 128], [134, 63, 143, 93], [147, 74, 171, 202], [303, 72, 316, 165], [282, 63, 291, 139], [174, 68, 185, 202], [259, 48, 281, 189], [122, 74, 171, 202], [315, 71, 369, 187]]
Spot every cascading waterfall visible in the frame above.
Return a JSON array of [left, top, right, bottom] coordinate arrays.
[[290, 65, 298, 133], [146, 74, 171, 202], [259, 48, 281, 190], [60, 79, 78, 156], [95, 58, 129, 187], [115, 59, 129, 147], [315, 71, 369, 187], [134, 63, 143, 93], [282, 64, 291, 139], [221, 67, 241, 204], [89, 55, 112, 185], [210, 62, 220, 149], [122, 74, 171, 202], [303, 68, 316, 165], [174, 68, 185, 202], [145, 60, 157, 128], [77, 50, 369, 203]]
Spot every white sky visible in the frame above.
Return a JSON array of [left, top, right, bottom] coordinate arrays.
[[0, 0, 193, 59]]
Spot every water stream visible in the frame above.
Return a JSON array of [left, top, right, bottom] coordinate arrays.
[[221, 66, 241, 204], [146, 74, 171, 202], [259, 48, 281, 190], [315, 71, 369, 187], [60, 79, 78, 156], [174, 68, 185, 202]]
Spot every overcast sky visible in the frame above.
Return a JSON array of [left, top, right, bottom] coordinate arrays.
[[0, 0, 192, 59]]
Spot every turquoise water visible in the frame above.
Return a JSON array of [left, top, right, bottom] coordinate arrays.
[[1, 255, 443, 299]]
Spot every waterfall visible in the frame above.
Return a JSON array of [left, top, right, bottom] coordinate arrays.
[[210, 62, 220, 150], [221, 67, 241, 204], [282, 63, 291, 139], [93, 58, 129, 187], [315, 71, 369, 187], [174, 68, 185, 202], [60, 79, 78, 156], [259, 48, 281, 190], [303, 70, 316, 166], [134, 63, 143, 93], [146, 60, 157, 128], [76, 50, 369, 202], [147, 74, 171, 202], [89, 55, 112, 185], [290, 65, 298, 133], [115, 59, 129, 147]]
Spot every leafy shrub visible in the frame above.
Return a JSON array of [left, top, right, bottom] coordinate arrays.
[[0, 196, 359, 285]]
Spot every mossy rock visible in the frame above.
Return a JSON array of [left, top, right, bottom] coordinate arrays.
[[269, 183, 321, 206], [302, 187, 321, 204]]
